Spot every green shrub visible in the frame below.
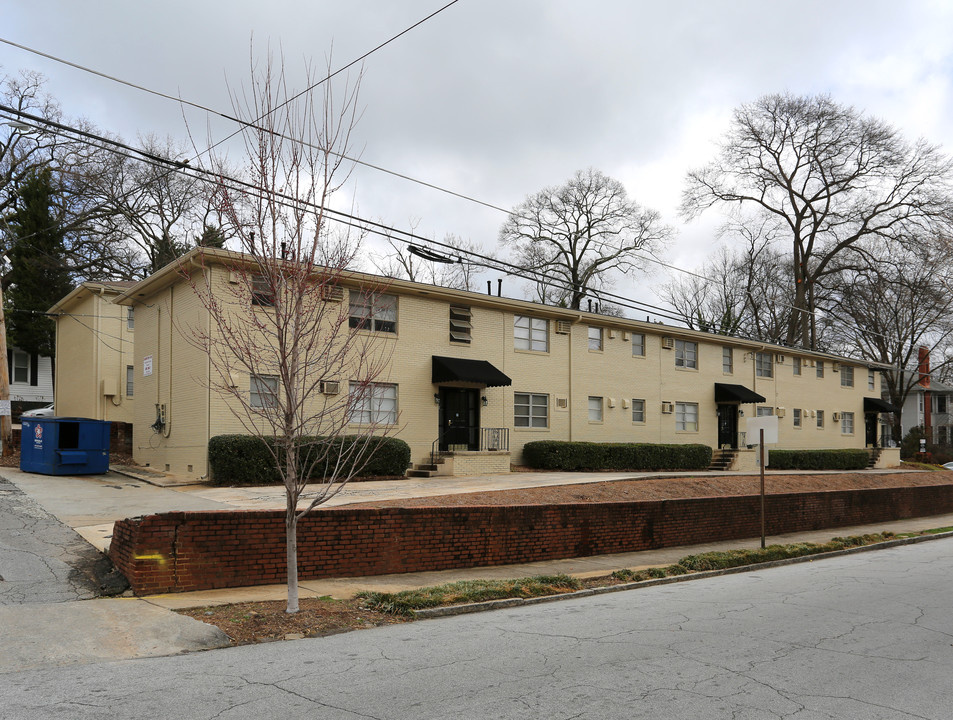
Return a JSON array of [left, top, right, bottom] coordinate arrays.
[[207, 434, 411, 485], [766, 448, 869, 470], [522, 441, 712, 471]]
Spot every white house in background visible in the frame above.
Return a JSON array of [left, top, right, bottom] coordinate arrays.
[[895, 374, 953, 445], [7, 346, 53, 416]]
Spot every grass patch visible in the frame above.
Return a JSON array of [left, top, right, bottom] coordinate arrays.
[[895, 526, 953, 538], [357, 574, 582, 616], [899, 461, 944, 471]]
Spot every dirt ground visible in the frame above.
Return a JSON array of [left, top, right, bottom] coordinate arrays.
[[179, 468, 951, 644]]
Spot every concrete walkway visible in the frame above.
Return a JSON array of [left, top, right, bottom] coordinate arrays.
[[2, 463, 952, 672]]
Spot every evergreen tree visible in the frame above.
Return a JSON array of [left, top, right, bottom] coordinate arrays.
[[4, 168, 73, 357]]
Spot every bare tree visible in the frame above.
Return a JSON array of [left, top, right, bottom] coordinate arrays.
[[500, 168, 672, 309], [183, 54, 392, 614], [682, 93, 953, 349], [823, 241, 953, 439]]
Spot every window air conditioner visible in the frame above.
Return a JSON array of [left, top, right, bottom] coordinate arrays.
[[661, 337, 675, 350], [607, 398, 616, 408], [776, 407, 786, 418], [621, 331, 630, 341], [556, 397, 569, 409], [832, 412, 841, 421], [555, 321, 572, 335], [832, 362, 840, 372], [320, 285, 344, 302], [320, 380, 340, 395], [661, 402, 674, 414], [775, 354, 785, 363]]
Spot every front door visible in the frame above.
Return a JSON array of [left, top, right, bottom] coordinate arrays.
[[865, 414, 878, 447], [717, 404, 738, 449], [439, 388, 480, 451]]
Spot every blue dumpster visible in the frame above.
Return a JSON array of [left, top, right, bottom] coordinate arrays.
[[20, 417, 111, 475]]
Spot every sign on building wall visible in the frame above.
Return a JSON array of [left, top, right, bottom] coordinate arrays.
[[143, 355, 153, 377]]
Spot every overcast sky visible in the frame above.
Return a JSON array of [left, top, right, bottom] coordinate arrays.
[[3, 0, 953, 319]]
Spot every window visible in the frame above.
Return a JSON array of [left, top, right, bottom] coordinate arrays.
[[631, 399, 645, 423], [348, 382, 398, 425], [793, 408, 801, 428], [588, 396, 603, 422], [250, 374, 278, 408], [868, 369, 876, 391], [349, 293, 397, 333], [757, 406, 774, 417], [251, 274, 275, 307], [587, 326, 603, 351], [816, 361, 824, 379], [840, 366, 854, 387], [514, 315, 549, 352], [12, 350, 29, 384], [816, 410, 824, 428], [126, 307, 135, 330], [126, 365, 134, 397], [841, 411, 854, 434], [919, 393, 925, 412], [449, 305, 472, 344], [631, 333, 645, 357], [938, 395, 949, 414], [675, 340, 697, 369], [514, 393, 548, 428], [755, 352, 773, 378], [793, 357, 801, 376], [722, 347, 733, 374], [675, 402, 698, 431]]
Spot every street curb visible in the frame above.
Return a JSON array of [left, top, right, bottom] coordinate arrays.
[[412, 529, 953, 619]]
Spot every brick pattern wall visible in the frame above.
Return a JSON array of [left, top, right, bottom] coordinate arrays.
[[110, 485, 953, 594]]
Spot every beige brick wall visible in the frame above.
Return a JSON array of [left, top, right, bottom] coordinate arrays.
[[113, 253, 888, 478]]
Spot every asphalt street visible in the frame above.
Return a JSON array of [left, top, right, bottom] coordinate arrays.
[[1, 537, 950, 719]]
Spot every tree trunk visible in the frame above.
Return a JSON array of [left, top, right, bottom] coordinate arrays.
[[286, 499, 299, 614]]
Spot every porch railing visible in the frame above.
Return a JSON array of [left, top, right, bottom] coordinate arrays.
[[430, 427, 510, 465]]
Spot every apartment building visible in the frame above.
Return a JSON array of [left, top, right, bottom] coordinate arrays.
[[56, 247, 893, 481]]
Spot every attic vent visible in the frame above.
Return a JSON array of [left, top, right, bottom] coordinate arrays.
[[320, 285, 344, 302], [661, 337, 675, 350], [320, 380, 340, 395], [555, 320, 572, 335], [661, 401, 674, 414]]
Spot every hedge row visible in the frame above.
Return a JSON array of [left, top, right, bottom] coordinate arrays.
[[766, 448, 870, 470], [207, 434, 411, 486], [522, 441, 712, 471]]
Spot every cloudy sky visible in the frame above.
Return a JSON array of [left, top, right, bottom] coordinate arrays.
[[3, 0, 953, 319]]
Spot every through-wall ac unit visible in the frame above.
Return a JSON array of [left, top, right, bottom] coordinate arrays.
[[607, 329, 616, 340], [832, 412, 841, 421], [661, 337, 675, 350], [775, 354, 785, 363], [320, 285, 345, 302], [555, 397, 569, 409], [776, 407, 786, 418], [621, 331, 630, 341], [622, 399, 630, 409], [555, 320, 572, 335], [607, 398, 616, 408], [101, 379, 118, 397], [661, 401, 674, 414], [807, 359, 816, 367], [320, 380, 340, 395], [832, 362, 840, 372], [810, 410, 816, 418]]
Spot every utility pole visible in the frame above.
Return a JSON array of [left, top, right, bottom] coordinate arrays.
[[0, 278, 12, 456]]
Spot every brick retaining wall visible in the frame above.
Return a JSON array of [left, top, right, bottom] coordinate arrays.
[[110, 484, 953, 594]]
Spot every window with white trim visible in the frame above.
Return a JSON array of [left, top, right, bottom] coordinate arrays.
[[251, 274, 275, 307], [514, 315, 549, 352], [793, 408, 801, 428], [631, 399, 645, 423], [588, 396, 603, 422], [841, 411, 854, 434], [588, 326, 603, 351], [126, 365, 134, 397], [816, 361, 825, 379], [250, 374, 278, 408], [868, 369, 876, 391], [755, 352, 773, 378], [840, 366, 854, 387], [631, 333, 645, 357], [722, 347, 733, 374], [756, 406, 774, 417], [675, 340, 697, 369], [514, 393, 549, 428], [793, 357, 801, 376], [12, 350, 29, 384], [817, 410, 825, 428], [349, 293, 397, 333], [675, 402, 698, 431], [127, 307, 135, 330], [348, 382, 398, 425]]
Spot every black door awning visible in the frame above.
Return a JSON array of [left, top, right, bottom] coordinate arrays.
[[432, 356, 512, 387], [715, 383, 767, 404], [864, 397, 901, 413]]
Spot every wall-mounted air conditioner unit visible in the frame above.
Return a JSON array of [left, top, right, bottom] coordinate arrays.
[[320, 380, 340, 395], [832, 412, 841, 421], [556, 397, 568, 409], [621, 331, 630, 341], [832, 362, 840, 372], [321, 285, 345, 302], [661, 337, 675, 350], [555, 321, 572, 335], [607, 398, 616, 408], [661, 402, 674, 414], [622, 399, 630, 409], [776, 407, 786, 418], [775, 354, 785, 363]]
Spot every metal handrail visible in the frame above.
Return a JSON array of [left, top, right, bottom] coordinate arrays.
[[431, 426, 510, 465]]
